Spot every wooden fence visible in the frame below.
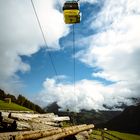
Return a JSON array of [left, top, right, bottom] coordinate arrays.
[[91, 130, 124, 140]]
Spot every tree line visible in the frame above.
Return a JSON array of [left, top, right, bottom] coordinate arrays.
[[0, 89, 44, 113]]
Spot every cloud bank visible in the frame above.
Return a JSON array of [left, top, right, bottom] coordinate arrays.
[[0, 0, 140, 111], [38, 0, 140, 111], [38, 77, 134, 112], [0, 0, 68, 92]]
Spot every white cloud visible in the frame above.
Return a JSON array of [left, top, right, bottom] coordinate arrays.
[[1, 0, 140, 111], [53, 75, 68, 80], [78, 0, 140, 81], [37, 0, 140, 111], [37, 77, 134, 112], [75, 0, 140, 106], [34, 0, 69, 48], [80, 0, 98, 3], [0, 0, 69, 92]]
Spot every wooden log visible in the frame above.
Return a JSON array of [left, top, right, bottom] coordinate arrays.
[[2, 117, 14, 124], [76, 131, 89, 140], [10, 113, 56, 120], [10, 113, 70, 122], [0, 128, 59, 140], [0, 110, 34, 114], [39, 124, 94, 140], [11, 124, 94, 140], [0, 116, 17, 131], [16, 121, 31, 130], [52, 116, 70, 122], [13, 128, 62, 140]]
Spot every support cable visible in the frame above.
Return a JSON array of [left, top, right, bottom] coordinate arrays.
[[72, 25, 76, 94], [31, 0, 76, 99], [60, 0, 77, 95], [31, 0, 58, 77], [31, 0, 67, 99]]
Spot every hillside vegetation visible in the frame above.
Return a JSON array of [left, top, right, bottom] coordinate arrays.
[[44, 102, 121, 125], [0, 100, 31, 111], [105, 104, 140, 134], [0, 89, 44, 113], [90, 130, 140, 140]]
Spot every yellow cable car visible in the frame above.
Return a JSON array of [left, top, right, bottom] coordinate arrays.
[[63, 1, 80, 24]]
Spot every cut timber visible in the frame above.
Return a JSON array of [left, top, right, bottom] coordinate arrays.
[[10, 113, 70, 122], [9, 124, 94, 140], [16, 121, 31, 130], [2, 117, 14, 124], [0, 115, 17, 131], [1, 111, 70, 131], [53, 116, 70, 122], [10, 113, 56, 120]]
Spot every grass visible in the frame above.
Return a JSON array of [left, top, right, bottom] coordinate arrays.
[[90, 129, 140, 140], [107, 131, 140, 140], [0, 100, 31, 111]]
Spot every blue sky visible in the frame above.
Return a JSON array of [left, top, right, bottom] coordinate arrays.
[[17, 1, 110, 97], [0, 0, 140, 111], [18, 1, 102, 95]]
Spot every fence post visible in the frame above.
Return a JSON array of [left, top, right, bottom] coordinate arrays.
[[101, 130, 104, 140]]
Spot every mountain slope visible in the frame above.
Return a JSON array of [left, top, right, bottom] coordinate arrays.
[[106, 104, 140, 134], [0, 100, 31, 111], [44, 102, 121, 125], [0, 89, 44, 113]]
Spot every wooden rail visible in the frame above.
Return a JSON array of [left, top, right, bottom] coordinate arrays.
[[104, 131, 123, 140], [91, 130, 124, 140]]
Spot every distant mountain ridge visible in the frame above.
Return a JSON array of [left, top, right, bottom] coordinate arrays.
[[105, 104, 140, 134], [44, 102, 121, 125]]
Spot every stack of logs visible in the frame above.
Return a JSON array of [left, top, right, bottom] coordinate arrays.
[[0, 112, 17, 131], [0, 111, 94, 140], [0, 111, 70, 131], [0, 124, 94, 140]]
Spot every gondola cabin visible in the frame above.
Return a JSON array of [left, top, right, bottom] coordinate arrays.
[[63, 1, 80, 24]]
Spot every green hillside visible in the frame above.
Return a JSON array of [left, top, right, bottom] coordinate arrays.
[[90, 130, 140, 140], [0, 100, 31, 111], [0, 89, 44, 113], [105, 104, 140, 134]]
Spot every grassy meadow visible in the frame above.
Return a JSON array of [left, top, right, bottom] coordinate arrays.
[[0, 100, 31, 111], [90, 129, 140, 140]]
